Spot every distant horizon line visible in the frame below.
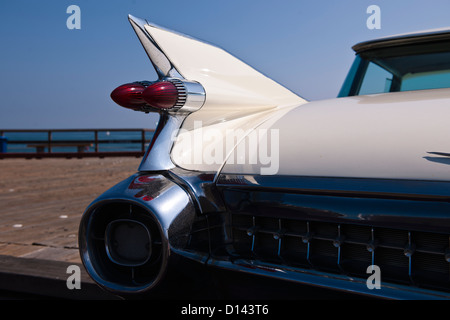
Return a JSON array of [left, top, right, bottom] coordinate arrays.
[[0, 127, 156, 131]]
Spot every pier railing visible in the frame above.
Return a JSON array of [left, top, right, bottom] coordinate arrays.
[[0, 128, 155, 159]]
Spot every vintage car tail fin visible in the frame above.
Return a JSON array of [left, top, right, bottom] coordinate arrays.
[[127, 14, 305, 112], [112, 15, 306, 172]]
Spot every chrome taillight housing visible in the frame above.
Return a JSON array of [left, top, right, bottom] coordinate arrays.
[[142, 81, 181, 110], [108, 15, 207, 171], [111, 78, 205, 113]]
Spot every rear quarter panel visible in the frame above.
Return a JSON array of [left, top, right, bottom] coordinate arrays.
[[221, 88, 450, 181]]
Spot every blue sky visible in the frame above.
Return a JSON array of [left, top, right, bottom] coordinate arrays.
[[1, 0, 450, 129]]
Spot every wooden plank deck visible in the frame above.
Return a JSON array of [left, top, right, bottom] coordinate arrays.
[[0, 157, 142, 263], [0, 254, 121, 299]]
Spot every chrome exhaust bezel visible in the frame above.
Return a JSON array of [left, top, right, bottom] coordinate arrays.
[[104, 218, 153, 268], [79, 198, 170, 294]]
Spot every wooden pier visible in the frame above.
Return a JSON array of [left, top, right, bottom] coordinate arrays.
[[0, 128, 154, 159], [0, 156, 142, 299]]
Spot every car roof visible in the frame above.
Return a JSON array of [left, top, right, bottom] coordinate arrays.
[[352, 27, 450, 53]]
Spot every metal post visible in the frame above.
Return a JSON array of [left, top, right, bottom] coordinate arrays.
[[141, 130, 145, 153], [95, 130, 99, 153], [48, 131, 52, 153]]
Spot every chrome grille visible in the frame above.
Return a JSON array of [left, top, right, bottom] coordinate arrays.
[[231, 213, 450, 292]]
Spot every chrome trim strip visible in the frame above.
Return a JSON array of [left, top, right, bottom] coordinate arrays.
[[138, 113, 183, 171], [217, 174, 450, 200], [207, 258, 450, 300], [128, 14, 182, 79]]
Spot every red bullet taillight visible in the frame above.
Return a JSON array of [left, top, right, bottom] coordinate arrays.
[[111, 80, 188, 112], [110, 83, 147, 110], [111, 79, 204, 113], [142, 81, 180, 110]]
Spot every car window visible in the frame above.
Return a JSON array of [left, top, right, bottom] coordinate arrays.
[[358, 62, 393, 95], [338, 41, 450, 97], [401, 69, 450, 91]]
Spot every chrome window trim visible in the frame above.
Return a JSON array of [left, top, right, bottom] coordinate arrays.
[[352, 29, 450, 53]]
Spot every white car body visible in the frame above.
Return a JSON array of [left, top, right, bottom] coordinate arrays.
[[79, 15, 450, 300], [145, 20, 450, 182], [222, 89, 450, 180]]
